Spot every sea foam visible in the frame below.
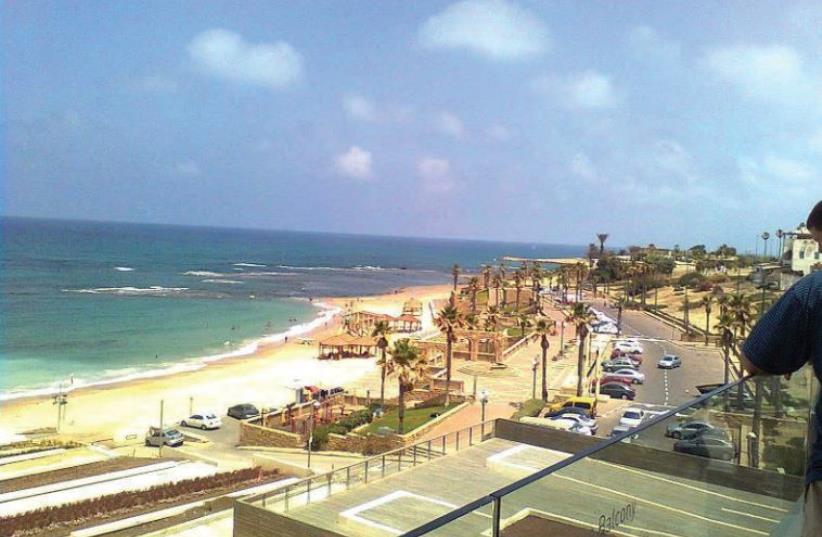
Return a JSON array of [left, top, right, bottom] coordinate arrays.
[[114, 266, 135, 272], [0, 302, 341, 402]]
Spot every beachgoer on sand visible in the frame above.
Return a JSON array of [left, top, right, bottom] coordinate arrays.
[[741, 200, 822, 537]]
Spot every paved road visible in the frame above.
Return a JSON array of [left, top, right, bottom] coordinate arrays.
[[592, 305, 726, 438]]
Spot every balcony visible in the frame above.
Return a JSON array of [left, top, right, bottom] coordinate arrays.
[[235, 367, 815, 537]]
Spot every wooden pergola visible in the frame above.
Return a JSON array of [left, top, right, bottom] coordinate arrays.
[[318, 333, 378, 360]]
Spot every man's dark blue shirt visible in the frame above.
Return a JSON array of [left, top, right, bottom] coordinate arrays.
[[743, 271, 822, 484]]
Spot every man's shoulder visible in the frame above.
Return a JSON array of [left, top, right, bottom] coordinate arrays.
[[792, 272, 822, 302]]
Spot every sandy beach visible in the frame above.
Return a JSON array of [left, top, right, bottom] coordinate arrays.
[[0, 284, 452, 442]]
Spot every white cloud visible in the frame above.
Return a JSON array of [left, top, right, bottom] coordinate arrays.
[[627, 26, 680, 62], [486, 124, 512, 142], [334, 146, 373, 180], [569, 152, 597, 182], [418, 157, 459, 193], [175, 160, 200, 177], [418, 0, 550, 61], [435, 111, 465, 138], [532, 70, 617, 109], [343, 95, 377, 122], [188, 29, 303, 89], [702, 45, 812, 103], [645, 140, 698, 184], [739, 154, 814, 195]]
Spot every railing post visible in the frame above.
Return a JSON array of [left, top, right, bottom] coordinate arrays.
[[381, 455, 386, 478], [262, 494, 267, 508], [346, 466, 351, 489], [284, 487, 290, 512], [492, 496, 502, 537], [327, 473, 332, 496], [364, 460, 369, 484], [456, 430, 460, 451], [306, 480, 312, 505], [427, 440, 432, 459], [413, 445, 417, 466], [469, 426, 474, 446], [442, 435, 446, 454], [398, 451, 403, 471]]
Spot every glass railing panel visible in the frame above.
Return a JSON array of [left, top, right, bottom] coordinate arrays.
[[492, 371, 811, 537]]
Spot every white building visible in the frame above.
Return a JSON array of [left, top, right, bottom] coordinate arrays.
[[780, 225, 821, 288]]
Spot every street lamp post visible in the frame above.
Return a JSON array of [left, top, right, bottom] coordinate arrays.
[[479, 389, 489, 439], [531, 357, 538, 400], [559, 321, 565, 353], [307, 400, 321, 469]]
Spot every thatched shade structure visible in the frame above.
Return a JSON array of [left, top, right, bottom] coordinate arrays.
[[318, 333, 378, 359]]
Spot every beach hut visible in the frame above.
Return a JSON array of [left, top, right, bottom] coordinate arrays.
[[318, 333, 378, 359], [402, 297, 423, 316], [393, 314, 422, 333]]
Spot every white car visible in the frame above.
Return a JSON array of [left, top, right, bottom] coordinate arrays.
[[619, 408, 646, 428], [594, 323, 619, 335], [614, 340, 643, 354], [181, 412, 222, 430], [552, 413, 598, 434], [609, 368, 645, 384]]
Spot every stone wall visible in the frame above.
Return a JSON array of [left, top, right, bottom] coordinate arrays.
[[239, 421, 303, 449]]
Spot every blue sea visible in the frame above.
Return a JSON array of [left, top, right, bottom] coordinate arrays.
[[0, 217, 583, 400]]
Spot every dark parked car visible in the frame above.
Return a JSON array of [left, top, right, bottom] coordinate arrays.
[[599, 382, 636, 400], [665, 420, 719, 440], [227, 403, 260, 420], [674, 436, 737, 461]]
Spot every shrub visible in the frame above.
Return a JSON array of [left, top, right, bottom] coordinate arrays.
[[708, 273, 729, 284], [327, 423, 348, 436], [512, 399, 544, 420], [695, 281, 712, 292], [678, 272, 706, 289], [310, 425, 330, 450]]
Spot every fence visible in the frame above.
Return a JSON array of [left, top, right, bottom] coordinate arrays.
[[244, 419, 497, 514]]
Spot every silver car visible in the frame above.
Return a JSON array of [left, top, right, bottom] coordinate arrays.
[[145, 426, 184, 447], [609, 368, 645, 384]]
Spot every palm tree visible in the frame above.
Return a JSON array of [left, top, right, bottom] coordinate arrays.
[[385, 339, 428, 434], [517, 312, 533, 339], [468, 276, 480, 314], [482, 264, 492, 289], [372, 320, 392, 408], [513, 269, 524, 311], [566, 302, 595, 396], [435, 304, 464, 406], [728, 294, 755, 337], [597, 233, 609, 256], [484, 306, 500, 332], [464, 313, 479, 330], [701, 294, 714, 345], [492, 273, 504, 309], [451, 264, 460, 292], [535, 318, 555, 402]]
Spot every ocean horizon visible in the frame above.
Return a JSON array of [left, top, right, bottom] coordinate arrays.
[[0, 216, 585, 400]]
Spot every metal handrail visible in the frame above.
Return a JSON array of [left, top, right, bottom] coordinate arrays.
[[400, 377, 751, 537], [242, 418, 498, 506]]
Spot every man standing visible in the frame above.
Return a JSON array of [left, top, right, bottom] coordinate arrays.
[[741, 200, 822, 536]]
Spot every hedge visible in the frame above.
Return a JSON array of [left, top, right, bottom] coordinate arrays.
[[512, 399, 545, 420], [0, 467, 278, 536]]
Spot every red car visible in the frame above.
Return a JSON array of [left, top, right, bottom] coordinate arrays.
[[610, 350, 642, 365], [598, 376, 633, 387]]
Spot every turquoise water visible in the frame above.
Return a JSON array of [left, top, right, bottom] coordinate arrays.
[[0, 217, 583, 399]]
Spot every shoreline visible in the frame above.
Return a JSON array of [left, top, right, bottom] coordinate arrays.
[[0, 299, 341, 404], [0, 284, 451, 440]]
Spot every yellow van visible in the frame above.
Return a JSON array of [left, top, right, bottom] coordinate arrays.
[[546, 396, 598, 417]]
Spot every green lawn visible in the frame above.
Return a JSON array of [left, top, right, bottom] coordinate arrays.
[[364, 404, 460, 435]]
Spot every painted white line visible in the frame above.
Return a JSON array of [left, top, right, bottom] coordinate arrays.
[[340, 490, 457, 536], [721, 507, 779, 523], [590, 460, 789, 513], [555, 474, 769, 535]]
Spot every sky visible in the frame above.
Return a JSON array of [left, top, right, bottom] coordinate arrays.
[[2, 1, 820, 250]]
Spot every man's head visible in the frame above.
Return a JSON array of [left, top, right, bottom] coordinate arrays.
[[809, 200, 822, 248]]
